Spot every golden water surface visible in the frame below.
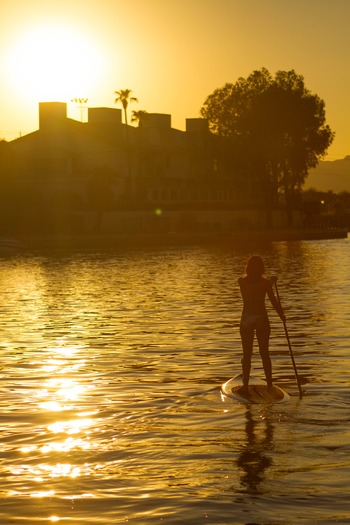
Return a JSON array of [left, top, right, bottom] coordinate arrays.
[[0, 238, 349, 524]]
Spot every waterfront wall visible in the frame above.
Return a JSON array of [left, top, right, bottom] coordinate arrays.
[[60, 208, 303, 235]]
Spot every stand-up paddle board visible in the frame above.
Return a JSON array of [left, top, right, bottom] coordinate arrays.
[[221, 374, 290, 404]]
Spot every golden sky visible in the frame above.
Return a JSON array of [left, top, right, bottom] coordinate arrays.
[[1, 0, 349, 160]]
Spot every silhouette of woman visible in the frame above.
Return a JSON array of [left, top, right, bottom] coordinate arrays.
[[238, 255, 285, 392]]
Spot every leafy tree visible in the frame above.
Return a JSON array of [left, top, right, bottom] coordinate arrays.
[[201, 68, 334, 227]]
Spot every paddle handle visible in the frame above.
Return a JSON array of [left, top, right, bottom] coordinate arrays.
[[274, 283, 303, 398]]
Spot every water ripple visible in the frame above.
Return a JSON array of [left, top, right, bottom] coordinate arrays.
[[0, 239, 349, 524]]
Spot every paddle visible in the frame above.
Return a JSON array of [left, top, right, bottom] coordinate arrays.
[[274, 282, 303, 399]]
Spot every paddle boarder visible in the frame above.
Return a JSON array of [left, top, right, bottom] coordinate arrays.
[[238, 255, 285, 393]]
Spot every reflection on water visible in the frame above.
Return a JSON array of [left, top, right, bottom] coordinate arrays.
[[237, 409, 274, 494], [0, 238, 349, 524]]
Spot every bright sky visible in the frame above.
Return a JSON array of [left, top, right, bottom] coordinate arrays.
[[1, 0, 349, 160]]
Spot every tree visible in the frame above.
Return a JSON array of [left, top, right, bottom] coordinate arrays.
[[201, 68, 334, 227], [131, 110, 149, 184], [131, 109, 149, 126], [114, 89, 138, 127], [114, 89, 138, 195]]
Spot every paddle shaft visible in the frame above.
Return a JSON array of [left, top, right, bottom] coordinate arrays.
[[274, 283, 303, 398]]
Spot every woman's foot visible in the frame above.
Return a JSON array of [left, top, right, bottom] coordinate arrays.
[[237, 385, 250, 397]]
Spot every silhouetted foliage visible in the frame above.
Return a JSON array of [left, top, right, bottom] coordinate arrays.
[[114, 89, 138, 127], [131, 110, 149, 126], [201, 68, 334, 226], [114, 89, 138, 190]]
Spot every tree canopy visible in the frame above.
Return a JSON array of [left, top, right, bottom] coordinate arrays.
[[200, 68, 334, 225]]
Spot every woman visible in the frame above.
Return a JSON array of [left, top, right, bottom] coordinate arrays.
[[238, 255, 285, 392]]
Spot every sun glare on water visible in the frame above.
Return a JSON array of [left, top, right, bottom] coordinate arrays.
[[4, 24, 106, 103]]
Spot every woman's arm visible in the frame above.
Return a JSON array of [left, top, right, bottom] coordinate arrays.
[[266, 280, 285, 320]]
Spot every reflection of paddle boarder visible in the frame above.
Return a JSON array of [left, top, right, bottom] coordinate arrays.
[[238, 255, 285, 394], [236, 409, 274, 494]]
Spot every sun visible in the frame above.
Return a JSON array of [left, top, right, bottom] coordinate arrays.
[[4, 23, 105, 104]]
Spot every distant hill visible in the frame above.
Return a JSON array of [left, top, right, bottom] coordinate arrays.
[[305, 156, 350, 192]]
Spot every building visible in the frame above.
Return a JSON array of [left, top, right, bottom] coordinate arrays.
[[7, 102, 269, 235]]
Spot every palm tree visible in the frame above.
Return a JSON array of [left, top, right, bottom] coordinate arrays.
[[131, 109, 149, 126], [114, 89, 138, 127], [131, 111, 149, 184], [114, 89, 138, 196]]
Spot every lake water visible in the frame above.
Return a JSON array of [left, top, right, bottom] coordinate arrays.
[[0, 236, 349, 524]]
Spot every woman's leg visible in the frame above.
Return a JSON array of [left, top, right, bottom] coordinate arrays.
[[240, 322, 254, 389], [256, 318, 272, 388]]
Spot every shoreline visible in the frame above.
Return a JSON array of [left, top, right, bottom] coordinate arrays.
[[13, 227, 348, 251]]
